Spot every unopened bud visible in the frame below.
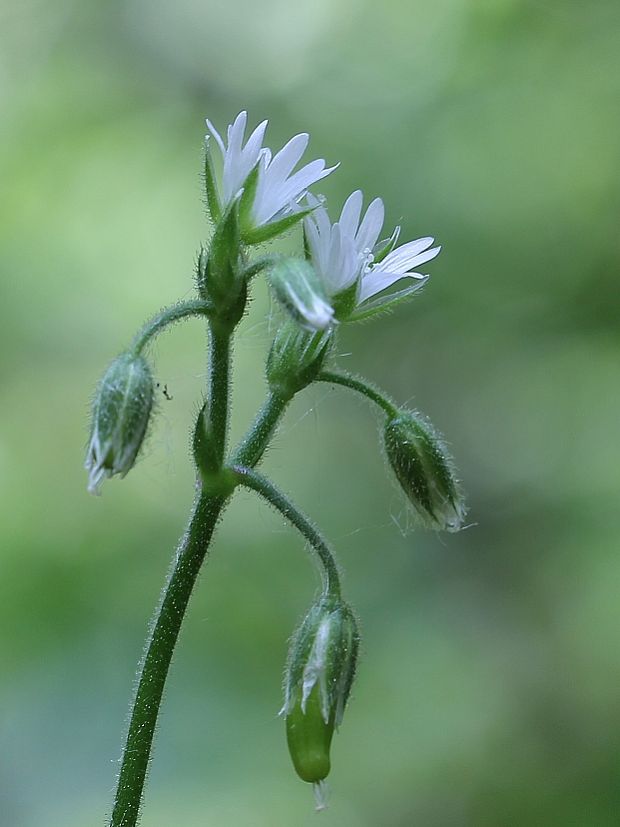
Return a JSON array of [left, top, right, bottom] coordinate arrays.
[[266, 320, 332, 399], [283, 596, 359, 789], [267, 258, 335, 331], [384, 411, 465, 532], [85, 352, 154, 494]]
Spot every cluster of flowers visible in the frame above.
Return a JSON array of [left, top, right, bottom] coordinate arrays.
[[205, 110, 441, 328]]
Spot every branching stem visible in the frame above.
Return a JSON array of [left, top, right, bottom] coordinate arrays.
[[232, 390, 290, 468], [131, 299, 213, 354]]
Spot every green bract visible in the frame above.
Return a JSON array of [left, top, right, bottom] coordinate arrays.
[[85, 353, 154, 494], [384, 412, 465, 532]]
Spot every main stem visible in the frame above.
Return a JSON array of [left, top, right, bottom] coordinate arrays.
[[110, 316, 234, 827], [109, 490, 226, 827]]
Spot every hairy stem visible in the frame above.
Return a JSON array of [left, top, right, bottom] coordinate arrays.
[[207, 322, 232, 467], [317, 369, 399, 418], [109, 490, 226, 827], [130, 300, 213, 355], [232, 390, 290, 468], [232, 465, 341, 599]]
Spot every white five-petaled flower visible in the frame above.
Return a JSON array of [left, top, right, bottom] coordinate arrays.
[[206, 111, 337, 233], [304, 190, 441, 320]]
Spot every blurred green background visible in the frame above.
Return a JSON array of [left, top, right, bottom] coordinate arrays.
[[2, 0, 620, 825]]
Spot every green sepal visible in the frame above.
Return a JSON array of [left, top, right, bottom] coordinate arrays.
[[331, 281, 359, 322], [200, 201, 245, 315], [302, 223, 312, 260], [372, 224, 401, 264], [204, 137, 222, 225], [242, 208, 312, 246], [348, 278, 428, 322], [238, 163, 260, 237]]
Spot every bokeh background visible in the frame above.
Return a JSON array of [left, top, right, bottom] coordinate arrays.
[[2, 0, 620, 825]]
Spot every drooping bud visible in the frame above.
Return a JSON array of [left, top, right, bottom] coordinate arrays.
[[266, 320, 332, 399], [283, 595, 359, 794], [267, 258, 335, 332], [384, 411, 465, 532], [85, 352, 154, 494]]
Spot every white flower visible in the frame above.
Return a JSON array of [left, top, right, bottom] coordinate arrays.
[[304, 190, 441, 320], [206, 111, 337, 237]]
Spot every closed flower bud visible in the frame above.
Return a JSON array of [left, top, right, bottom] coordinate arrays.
[[85, 352, 154, 494], [266, 320, 332, 399], [283, 596, 359, 792], [384, 411, 465, 532], [267, 258, 335, 331]]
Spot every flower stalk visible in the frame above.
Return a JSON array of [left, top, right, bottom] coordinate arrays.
[[232, 465, 341, 599], [130, 299, 213, 355]]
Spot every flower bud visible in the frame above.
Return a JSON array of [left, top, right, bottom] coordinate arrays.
[[384, 411, 465, 532], [85, 352, 154, 494], [266, 320, 332, 399], [267, 258, 335, 331], [283, 596, 359, 788]]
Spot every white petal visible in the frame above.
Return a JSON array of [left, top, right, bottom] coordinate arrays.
[[381, 239, 440, 272], [335, 231, 361, 292], [339, 190, 363, 238], [312, 201, 332, 239], [265, 133, 309, 184], [205, 119, 226, 159], [305, 195, 332, 241], [241, 119, 268, 164], [226, 111, 247, 157], [324, 224, 343, 293], [272, 159, 329, 208], [356, 197, 384, 253], [359, 269, 427, 303], [314, 201, 332, 238], [254, 159, 328, 225]]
